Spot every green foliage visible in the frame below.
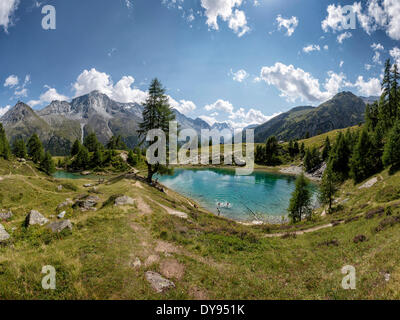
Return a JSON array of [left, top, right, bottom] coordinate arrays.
[[304, 146, 321, 173], [138, 78, 176, 182], [12, 138, 27, 158], [350, 129, 381, 183], [322, 136, 331, 161], [91, 145, 104, 168], [83, 132, 100, 153], [328, 132, 351, 181], [71, 146, 90, 170], [27, 134, 44, 164], [0, 123, 11, 160], [40, 151, 56, 175], [107, 135, 127, 150], [127, 149, 138, 166], [318, 164, 339, 214], [288, 173, 312, 223], [383, 120, 400, 170], [71, 139, 81, 157], [255, 136, 282, 166]]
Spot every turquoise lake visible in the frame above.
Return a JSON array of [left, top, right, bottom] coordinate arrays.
[[157, 168, 318, 222]]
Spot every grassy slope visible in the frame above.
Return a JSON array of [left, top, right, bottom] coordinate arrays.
[[1, 141, 400, 299]]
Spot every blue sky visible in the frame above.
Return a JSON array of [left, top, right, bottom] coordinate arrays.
[[1, 0, 400, 129]]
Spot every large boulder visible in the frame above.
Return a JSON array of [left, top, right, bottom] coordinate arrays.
[[47, 220, 73, 233], [26, 210, 49, 226], [74, 195, 99, 211], [114, 196, 135, 206], [145, 271, 175, 293], [0, 224, 10, 242], [0, 210, 13, 221]]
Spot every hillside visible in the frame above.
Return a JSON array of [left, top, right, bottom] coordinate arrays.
[[254, 92, 366, 142], [1, 136, 400, 298]]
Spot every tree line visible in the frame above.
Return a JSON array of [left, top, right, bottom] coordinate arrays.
[[288, 58, 400, 223]]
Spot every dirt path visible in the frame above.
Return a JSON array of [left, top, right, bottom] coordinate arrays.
[[145, 196, 188, 219], [263, 222, 342, 238]]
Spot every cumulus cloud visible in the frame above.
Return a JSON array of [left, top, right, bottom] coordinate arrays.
[[390, 47, 400, 65], [258, 63, 350, 103], [200, 0, 250, 37], [353, 76, 382, 96], [0, 0, 19, 32], [337, 31, 352, 43], [71, 68, 195, 114], [303, 44, 320, 53], [0, 105, 11, 117], [169, 97, 197, 115], [4, 74, 18, 87], [205, 99, 234, 114], [231, 69, 249, 82], [276, 15, 298, 36], [28, 86, 69, 107], [372, 42, 384, 51], [322, 1, 400, 41], [340, 61, 344, 68]]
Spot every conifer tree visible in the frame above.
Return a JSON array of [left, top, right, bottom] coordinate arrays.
[[264, 136, 280, 165], [288, 173, 312, 223], [383, 120, 400, 170], [322, 136, 331, 161], [91, 144, 103, 168], [127, 149, 137, 166], [83, 132, 100, 152], [71, 139, 82, 156], [40, 151, 56, 175], [138, 78, 175, 182], [0, 123, 11, 160], [329, 132, 351, 181], [319, 164, 339, 214], [350, 129, 376, 183], [27, 134, 44, 163], [12, 138, 27, 158]]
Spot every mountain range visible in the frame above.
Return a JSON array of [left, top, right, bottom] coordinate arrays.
[[0, 91, 232, 155], [0, 90, 376, 154]]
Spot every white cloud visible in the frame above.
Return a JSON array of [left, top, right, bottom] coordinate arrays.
[[14, 87, 27, 98], [112, 76, 148, 104], [365, 64, 373, 70], [4, 74, 18, 87], [303, 44, 320, 53], [0, 105, 11, 117], [228, 9, 249, 37], [353, 76, 382, 96], [0, 0, 19, 32], [276, 15, 298, 36], [337, 31, 352, 43], [373, 51, 382, 64], [28, 86, 69, 107], [205, 99, 234, 114], [322, 1, 400, 41], [231, 69, 249, 82], [200, 0, 250, 37], [340, 61, 344, 68], [201, 99, 281, 129], [169, 97, 197, 115], [259, 63, 349, 103], [390, 47, 400, 65], [323, 45, 329, 50], [371, 42, 384, 51]]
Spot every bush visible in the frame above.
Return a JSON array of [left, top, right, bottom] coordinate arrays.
[[61, 183, 78, 192], [375, 186, 400, 203]]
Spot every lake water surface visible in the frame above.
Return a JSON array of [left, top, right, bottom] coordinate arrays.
[[157, 168, 318, 222]]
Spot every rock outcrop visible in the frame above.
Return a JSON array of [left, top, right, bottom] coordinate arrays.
[[145, 271, 175, 293], [26, 210, 49, 226]]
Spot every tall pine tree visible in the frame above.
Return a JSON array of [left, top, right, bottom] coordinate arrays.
[[27, 134, 44, 163]]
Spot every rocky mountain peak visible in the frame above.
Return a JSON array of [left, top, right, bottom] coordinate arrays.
[[1, 102, 38, 124]]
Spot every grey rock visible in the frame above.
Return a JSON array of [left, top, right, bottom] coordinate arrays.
[[47, 220, 72, 233], [26, 210, 49, 226], [114, 196, 135, 206], [57, 185, 63, 191], [0, 210, 13, 221], [83, 184, 93, 188], [57, 199, 73, 209], [145, 271, 175, 293], [57, 211, 66, 219], [0, 224, 10, 242], [74, 195, 99, 211]]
